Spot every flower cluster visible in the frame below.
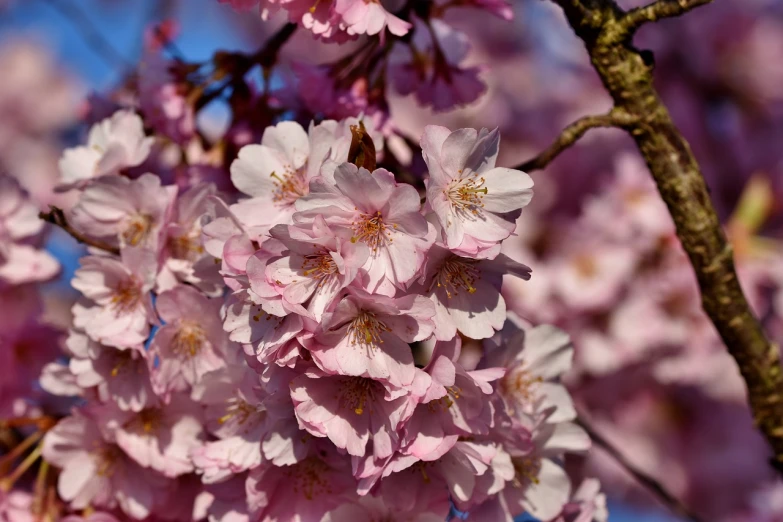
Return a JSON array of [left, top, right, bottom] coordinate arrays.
[[11, 106, 602, 522], [3, 0, 783, 520], [211, 2, 506, 120]]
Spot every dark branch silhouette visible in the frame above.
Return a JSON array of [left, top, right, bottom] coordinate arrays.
[[578, 417, 702, 522], [40, 206, 120, 256]]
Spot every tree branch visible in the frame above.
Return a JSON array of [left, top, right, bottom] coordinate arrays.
[[39, 207, 120, 256], [544, 0, 783, 469], [620, 0, 714, 36], [514, 110, 632, 172], [577, 417, 702, 522]]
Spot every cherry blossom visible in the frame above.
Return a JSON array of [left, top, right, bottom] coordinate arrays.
[[58, 110, 153, 190], [291, 367, 413, 459], [66, 331, 158, 412], [262, 216, 369, 321], [69, 173, 177, 252], [421, 125, 533, 254], [0, 174, 59, 284], [71, 249, 158, 348], [295, 163, 433, 295], [42, 411, 166, 519], [305, 288, 435, 387], [245, 446, 355, 522], [334, 0, 411, 37], [389, 18, 487, 111], [149, 285, 229, 396], [419, 245, 531, 340], [230, 120, 337, 228], [98, 394, 205, 478]]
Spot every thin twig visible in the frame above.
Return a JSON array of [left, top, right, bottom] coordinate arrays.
[[620, 0, 714, 36], [578, 418, 703, 522], [194, 23, 297, 111], [543, 0, 783, 470], [154, 23, 187, 62], [514, 111, 630, 172], [39, 206, 121, 256], [38, 0, 133, 70]]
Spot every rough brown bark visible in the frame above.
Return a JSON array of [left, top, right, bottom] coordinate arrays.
[[527, 0, 783, 468]]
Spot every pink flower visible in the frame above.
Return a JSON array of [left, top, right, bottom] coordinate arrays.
[[334, 0, 411, 37], [295, 163, 433, 295], [497, 416, 590, 521], [261, 216, 369, 321], [0, 490, 34, 522], [158, 183, 222, 295], [263, 1, 346, 42], [389, 18, 486, 112], [402, 345, 501, 461], [71, 249, 158, 348], [421, 125, 533, 254], [418, 245, 531, 340], [484, 319, 576, 423], [0, 174, 59, 285], [551, 478, 608, 522], [70, 173, 177, 251], [222, 286, 306, 368], [380, 440, 513, 513], [230, 120, 337, 228], [150, 285, 228, 395], [98, 394, 205, 478], [291, 367, 414, 459], [305, 288, 435, 388], [246, 446, 355, 522], [191, 368, 269, 482], [42, 411, 167, 519], [58, 110, 154, 190], [66, 331, 158, 412]]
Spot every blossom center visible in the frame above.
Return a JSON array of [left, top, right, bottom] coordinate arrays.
[[351, 211, 393, 251], [445, 172, 487, 216], [573, 253, 597, 279], [284, 457, 334, 501], [218, 396, 262, 427], [338, 377, 380, 415], [111, 278, 142, 314], [122, 213, 154, 246], [431, 256, 481, 298], [128, 408, 163, 434], [427, 385, 462, 412], [172, 320, 207, 358], [94, 445, 122, 477], [347, 311, 390, 348], [109, 350, 135, 377], [302, 249, 339, 280], [270, 168, 307, 206], [167, 230, 204, 260], [512, 456, 542, 487], [502, 365, 543, 404]]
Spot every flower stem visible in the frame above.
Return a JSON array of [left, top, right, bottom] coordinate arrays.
[[0, 443, 43, 492]]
